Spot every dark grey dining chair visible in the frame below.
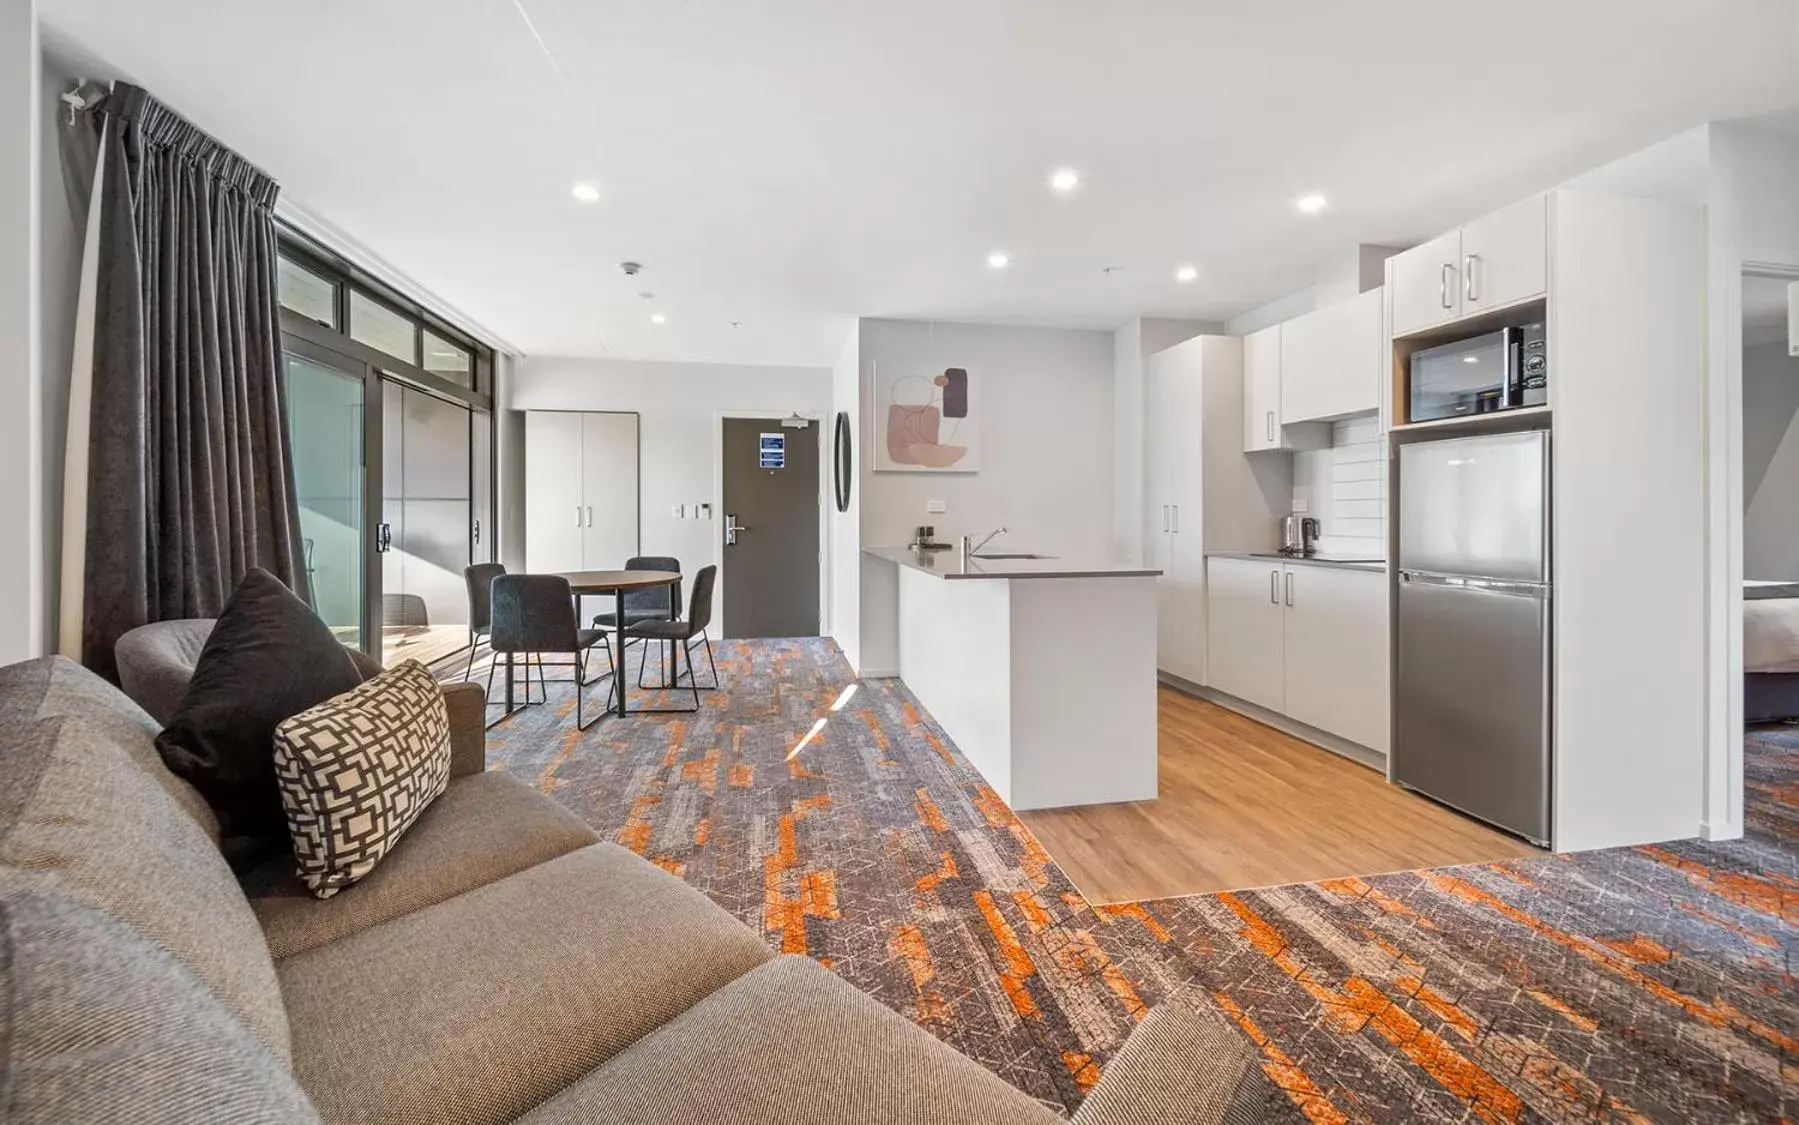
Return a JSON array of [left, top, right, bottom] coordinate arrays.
[[490, 574, 611, 729], [594, 556, 683, 687], [462, 562, 507, 692], [624, 565, 718, 714]]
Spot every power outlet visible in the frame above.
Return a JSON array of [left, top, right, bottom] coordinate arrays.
[[926, 499, 947, 514]]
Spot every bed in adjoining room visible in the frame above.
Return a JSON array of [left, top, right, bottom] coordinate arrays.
[[1746, 581, 1799, 722]]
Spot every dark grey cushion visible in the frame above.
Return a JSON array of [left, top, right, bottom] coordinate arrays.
[[155, 569, 365, 868], [0, 882, 319, 1124]]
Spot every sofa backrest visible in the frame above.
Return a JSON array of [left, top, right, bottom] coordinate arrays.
[[0, 656, 296, 1067]]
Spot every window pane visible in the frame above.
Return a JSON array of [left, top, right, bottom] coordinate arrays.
[[278, 257, 337, 327], [422, 329, 473, 388], [350, 291, 417, 365]]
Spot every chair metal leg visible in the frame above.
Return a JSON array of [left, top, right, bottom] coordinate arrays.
[[463, 630, 479, 683], [574, 650, 603, 730], [629, 636, 701, 715], [682, 632, 720, 690]]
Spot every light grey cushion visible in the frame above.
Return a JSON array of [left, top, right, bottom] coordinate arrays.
[[0, 652, 217, 835], [273, 660, 453, 900], [245, 771, 600, 958], [520, 955, 1065, 1125], [0, 683, 292, 1063], [278, 843, 774, 1125], [115, 617, 217, 726], [0, 882, 319, 1124], [1071, 1003, 1274, 1125]]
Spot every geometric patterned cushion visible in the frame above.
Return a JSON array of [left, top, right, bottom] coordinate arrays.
[[272, 660, 451, 900]]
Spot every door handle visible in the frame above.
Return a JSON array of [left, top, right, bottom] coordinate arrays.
[[1170, 504, 1179, 533], [1285, 570, 1293, 607], [725, 514, 750, 546], [376, 522, 391, 554], [1269, 570, 1279, 605], [1161, 505, 1169, 534], [1265, 411, 1275, 443], [586, 506, 593, 527], [1464, 254, 1480, 302], [576, 506, 582, 529]]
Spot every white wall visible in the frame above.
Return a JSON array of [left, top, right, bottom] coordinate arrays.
[[857, 318, 1116, 553], [1111, 317, 1212, 563], [2, 0, 44, 663], [510, 356, 832, 619], [1291, 416, 1386, 559], [37, 47, 77, 659], [827, 328, 862, 669], [1743, 340, 1799, 580]]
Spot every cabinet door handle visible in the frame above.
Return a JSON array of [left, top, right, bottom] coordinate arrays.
[[1270, 570, 1280, 605], [1161, 505, 1169, 533], [1171, 504, 1179, 533], [1265, 411, 1275, 442], [586, 506, 594, 527], [1440, 262, 1455, 309], [1464, 254, 1480, 302], [576, 506, 583, 528], [1285, 571, 1294, 607]]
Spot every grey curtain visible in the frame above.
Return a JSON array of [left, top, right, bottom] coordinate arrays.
[[82, 82, 307, 680]]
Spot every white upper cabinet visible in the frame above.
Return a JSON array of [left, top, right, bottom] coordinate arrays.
[[1242, 325, 1285, 452], [1459, 195, 1548, 315], [1280, 287, 1383, 424], [1389, 231, 1465, 337], [1390, 197, 1548, 337]]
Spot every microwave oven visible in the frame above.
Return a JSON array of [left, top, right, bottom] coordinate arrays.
[[1408, 324, 1547, 423]]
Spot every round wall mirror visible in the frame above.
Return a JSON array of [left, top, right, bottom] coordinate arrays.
[[833, 410, 852, 513]]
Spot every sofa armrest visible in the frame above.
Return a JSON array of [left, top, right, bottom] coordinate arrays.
[[1072, 1003, 1272, 1125], [441, 682, 489, 778]]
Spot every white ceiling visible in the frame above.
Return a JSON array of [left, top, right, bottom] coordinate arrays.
[[40, 0, 1799, 366]]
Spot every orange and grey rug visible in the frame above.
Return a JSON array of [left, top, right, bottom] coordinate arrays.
[[484, 638, 1797, 1122]]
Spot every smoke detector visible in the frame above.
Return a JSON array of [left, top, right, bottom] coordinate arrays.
[[620, 261, 643, 276]]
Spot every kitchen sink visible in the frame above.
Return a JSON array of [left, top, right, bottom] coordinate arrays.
[[973, 552, 1054, 560]]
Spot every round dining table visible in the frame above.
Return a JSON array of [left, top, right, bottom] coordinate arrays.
[[546, 569, 682, 718]]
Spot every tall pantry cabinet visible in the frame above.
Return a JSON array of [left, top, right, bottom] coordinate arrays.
[[1144, 335, 1290, 685]]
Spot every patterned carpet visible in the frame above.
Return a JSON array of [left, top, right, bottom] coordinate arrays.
[[482, 638, 1798, 1123]]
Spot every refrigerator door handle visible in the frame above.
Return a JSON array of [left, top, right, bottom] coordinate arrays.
[[1401, 570, 1549, 598]]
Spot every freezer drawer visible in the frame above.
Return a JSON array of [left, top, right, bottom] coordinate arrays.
[[1398, 430, 1548, 583], [1394, 574, 1550, 843]]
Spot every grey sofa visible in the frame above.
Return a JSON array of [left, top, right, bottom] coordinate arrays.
[[0, 651, 1268, 1124]]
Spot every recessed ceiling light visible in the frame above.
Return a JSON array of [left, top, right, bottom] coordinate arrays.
[[987, 251, 1010, 270], [1175, 264, 1199, 283], [649, 313, 667, 325], [1296, 193, 1328, 214], [571, 182, 601, 202], [1462, 355, 1480, 363], [1049, 167, 1080, 193]]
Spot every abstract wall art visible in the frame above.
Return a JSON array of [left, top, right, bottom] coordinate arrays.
[[874, 365, 979, 472]]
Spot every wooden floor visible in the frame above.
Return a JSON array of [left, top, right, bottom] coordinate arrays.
[[1017, 686, 1542, 904]]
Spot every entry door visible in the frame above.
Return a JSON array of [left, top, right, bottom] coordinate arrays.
[[721, 419, 820, 638]]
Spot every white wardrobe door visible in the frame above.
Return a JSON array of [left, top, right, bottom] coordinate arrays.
[[525, 412, 586, 574], [580, 412, 640, 570]]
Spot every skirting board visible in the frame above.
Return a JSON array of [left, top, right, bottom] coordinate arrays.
[[1157, 672, 1387, 774]]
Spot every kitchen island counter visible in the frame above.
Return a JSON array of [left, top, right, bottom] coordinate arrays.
[[861, 547, 1159, 811]]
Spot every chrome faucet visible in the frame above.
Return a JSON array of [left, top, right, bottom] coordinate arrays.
[[960, 527, 1008, 564]]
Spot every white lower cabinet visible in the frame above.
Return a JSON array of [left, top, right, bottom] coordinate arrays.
[[1206, 557, 1390, 754], [1204, 557, 1286, 712], [1280, 564, 1390, 754]]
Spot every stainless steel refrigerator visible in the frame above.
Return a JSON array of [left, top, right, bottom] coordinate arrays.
[[1395, 429, 1551, 845]]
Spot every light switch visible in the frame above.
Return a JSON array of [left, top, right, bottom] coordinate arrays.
[[926, 499, 947, 514], [672, 503, 686, 518], [1290, 498, 1309, 513]]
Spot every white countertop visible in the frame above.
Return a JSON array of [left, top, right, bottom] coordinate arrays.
[[1205, 550, 1387, 573], [863, 545, 1161, 580]]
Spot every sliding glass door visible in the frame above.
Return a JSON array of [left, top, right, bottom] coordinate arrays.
[[284, 349, 367, 650], [380, 382, 475, 668]]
